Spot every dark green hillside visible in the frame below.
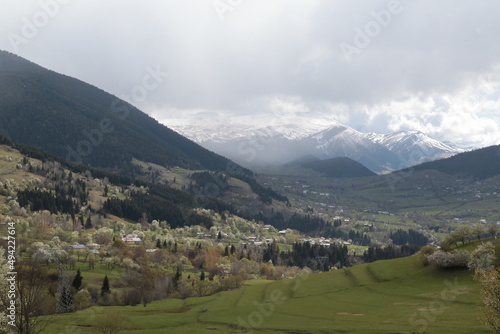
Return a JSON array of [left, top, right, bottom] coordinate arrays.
[[302, 156, 376, 178], [284, 154, 320, 166], [0, 51, 250, 175], [410, 144, 500, 179]]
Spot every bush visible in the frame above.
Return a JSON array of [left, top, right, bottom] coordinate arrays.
[[426, 250, 471, 269], [93, 311, 126, 334], [419, 245, 437, 266]]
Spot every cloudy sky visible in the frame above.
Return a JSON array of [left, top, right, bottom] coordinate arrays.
[[1, 0, 500, 148]]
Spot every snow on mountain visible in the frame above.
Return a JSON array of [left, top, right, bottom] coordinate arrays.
[[302, 125, 400, 172], [165, 117, 464, 172], [366, 131, 465, 167]]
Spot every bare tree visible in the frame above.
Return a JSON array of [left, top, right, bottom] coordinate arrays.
[[14, 263, 53, 334]]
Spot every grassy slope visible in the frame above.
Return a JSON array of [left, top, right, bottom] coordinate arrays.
[[44, 248, 498, 334]]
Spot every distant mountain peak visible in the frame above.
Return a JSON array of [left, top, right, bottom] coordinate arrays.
[[166, 116, 465, 173]]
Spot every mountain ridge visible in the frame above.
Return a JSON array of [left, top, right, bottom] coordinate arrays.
[[167, 117, 464, 173], [0, 50, 251, 176]]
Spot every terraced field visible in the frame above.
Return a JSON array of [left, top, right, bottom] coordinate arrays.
[[44, 249, 497, 333]]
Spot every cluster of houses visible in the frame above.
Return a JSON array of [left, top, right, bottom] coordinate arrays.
[[67, 242, 100, 254]]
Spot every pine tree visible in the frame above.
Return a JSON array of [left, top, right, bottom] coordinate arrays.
[[58, 286, 74, 313], [200, 271, 205, 281], [156, 239, 162, 249], [217, 231, 222, 240], [101, 275, 110, 296], [71, 269, 83, 290], [85, 215, 92, 229], [224, 245, 229, 257]]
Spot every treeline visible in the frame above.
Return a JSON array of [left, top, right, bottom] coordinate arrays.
[[233, 173, 289, 204], [348, 230, 371, 246], [189, 171, 229, 194], [103, 192, 205, 228], [281, 242, 350, 271], [17, 178, 88, 215], [410, 144, 500, 180], [17, 188, 77, 214], [362, 244, 421, 263], [389, 229, 428, 246], [0, 134, 132, 185]]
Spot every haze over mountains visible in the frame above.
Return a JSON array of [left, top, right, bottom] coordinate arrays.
[[168, 118, 465, 173]]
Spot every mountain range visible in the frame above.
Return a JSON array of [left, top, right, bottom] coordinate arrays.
[[168, 119, 465, 173]]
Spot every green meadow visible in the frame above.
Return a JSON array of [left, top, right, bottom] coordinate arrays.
[[43, 250, 495, 334]]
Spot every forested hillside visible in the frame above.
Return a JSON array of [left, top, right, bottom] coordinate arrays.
[[0, 51, 250, 175], [410, 144, 500, 179]]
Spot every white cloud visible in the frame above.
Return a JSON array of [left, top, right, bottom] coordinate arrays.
[[1, 0, 500, 148]]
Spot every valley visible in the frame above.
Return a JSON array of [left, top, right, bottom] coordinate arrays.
[[0, 50, 499, 334]]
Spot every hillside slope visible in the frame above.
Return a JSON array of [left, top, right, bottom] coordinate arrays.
[[410, 144, 500, 179], [43, 254, 491, 333], [0, 51, 249, 175], [301, 156, 376, 178]]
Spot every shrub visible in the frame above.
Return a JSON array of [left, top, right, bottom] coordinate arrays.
[[426, 250, 471, 269]]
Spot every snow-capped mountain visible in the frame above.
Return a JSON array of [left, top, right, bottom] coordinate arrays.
[[302, 125, 400, 172], [165, 117, 465, 173], [366, 131, 465, 168]]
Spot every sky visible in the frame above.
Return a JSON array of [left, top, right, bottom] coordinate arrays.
[[1, 0, 500, 148]]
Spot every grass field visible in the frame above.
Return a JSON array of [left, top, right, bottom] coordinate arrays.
[[43, 249, 496, 334]]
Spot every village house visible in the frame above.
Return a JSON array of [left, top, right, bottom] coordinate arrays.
[[122, 234, 141, 245]]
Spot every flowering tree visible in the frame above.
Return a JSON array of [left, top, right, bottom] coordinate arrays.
[[475, 268, 500, 333], [468, 242, 496, 272]]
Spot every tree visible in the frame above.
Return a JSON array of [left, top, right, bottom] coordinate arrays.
[[472, 224, 486, 241], [73, 289, 92, 311], [200, 271, 205, 281], [426, 250, 471, 269], [85, 215, 93, 229], [452, 225, 473, 244], [156, 239, 161, 249], [468, 242, 496, 272], [488, 225, 498, 239], [58, 286, 73, 313], [72, 269, 83, 290], [93, 227, 113, 245], [475, 268, 500, 333], [14, 263, 53, 334], [101, 276, 110, 296], [217, 231, 222, 240]]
